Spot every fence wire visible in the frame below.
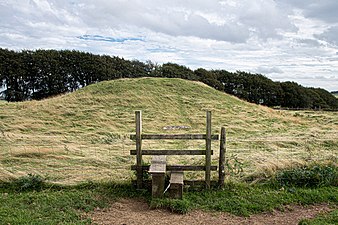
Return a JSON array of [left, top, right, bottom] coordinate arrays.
[[0, 131, 337, 184]]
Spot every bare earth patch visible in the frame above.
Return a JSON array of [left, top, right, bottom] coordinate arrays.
[[89, 199, 334, 225]]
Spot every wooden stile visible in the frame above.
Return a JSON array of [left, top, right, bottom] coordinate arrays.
[[131, 110, 223, 196]]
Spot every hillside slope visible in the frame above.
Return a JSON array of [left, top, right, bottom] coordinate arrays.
[[0, 78, 303, 136], [0, 78, 337, 183]]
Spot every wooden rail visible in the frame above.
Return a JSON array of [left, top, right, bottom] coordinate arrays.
[[130, 150, 214, 155], [131, 165, 218, 171], [130, 134, 219, 140]]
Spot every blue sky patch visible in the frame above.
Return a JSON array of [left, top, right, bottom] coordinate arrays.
[[78, 34, 144, 43]]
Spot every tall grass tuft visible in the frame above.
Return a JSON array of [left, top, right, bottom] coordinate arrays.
[[12, 173, 45, 191], [274, 164, 337, 188]]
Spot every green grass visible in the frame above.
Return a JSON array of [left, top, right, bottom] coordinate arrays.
[[0, 180, 148, 224], [151, 183, 338, 216], [1, 177, 337, 223], [299, 210, 338, 225], [150, 164, 338, 216]]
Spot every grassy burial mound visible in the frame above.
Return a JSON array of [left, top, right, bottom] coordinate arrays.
[[0, 78, 337, 184]]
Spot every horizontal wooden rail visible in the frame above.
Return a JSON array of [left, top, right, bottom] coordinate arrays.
[[130, 150, 214, 155], [133, 180, 218, 187], [131, 165, 217, 171], [130, 134, 219, 140]]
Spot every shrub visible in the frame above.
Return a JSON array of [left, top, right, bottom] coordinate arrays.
[[13, 173, 45, 191], [275, 164, 337, 188]]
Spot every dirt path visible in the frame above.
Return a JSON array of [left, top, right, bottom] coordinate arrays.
[[89, 199, 333, 225]]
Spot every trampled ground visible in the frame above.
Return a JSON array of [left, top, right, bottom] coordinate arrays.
[[89, 199, 334, 225]]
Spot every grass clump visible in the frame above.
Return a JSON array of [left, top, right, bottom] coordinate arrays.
[[274, 164, 337, 188], [299, 209, 338, 225], [12, 174, 46, 191], [150, 198, 190, 214]]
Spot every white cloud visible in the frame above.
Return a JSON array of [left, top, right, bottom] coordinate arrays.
[[0, 0, 338, 91]]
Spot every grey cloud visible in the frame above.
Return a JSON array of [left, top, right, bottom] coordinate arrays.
[[256, 66, 284, 74], [296, 39, 322, 47], [277, 0, 338, 23], [315, 25, 338, 46], [304, 1, 338, 23], [67, 0, 296, 42]]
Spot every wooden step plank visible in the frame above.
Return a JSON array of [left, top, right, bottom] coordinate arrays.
[[149, 156, 166, 174], [130, 150, 213, 155], [131, 165, 217, 171], [130, 134, 219, 140], [170, 172, 184, 184]]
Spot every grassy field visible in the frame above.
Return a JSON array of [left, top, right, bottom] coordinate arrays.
[[0, 78, 337, 184], [0, 78, 337, 224]]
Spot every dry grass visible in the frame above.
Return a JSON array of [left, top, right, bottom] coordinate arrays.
[[0, 78, 337, 184]]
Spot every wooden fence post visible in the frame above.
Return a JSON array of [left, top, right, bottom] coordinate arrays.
[[219, 127, 226, 188], [136, 110, 143, 189], [205, 111, 211, 189]]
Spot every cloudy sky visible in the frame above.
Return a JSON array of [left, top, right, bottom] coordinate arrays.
[[1, 0, 338, 91]]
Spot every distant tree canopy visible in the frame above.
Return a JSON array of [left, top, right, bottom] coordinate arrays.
[[1, 48, 337, 110]]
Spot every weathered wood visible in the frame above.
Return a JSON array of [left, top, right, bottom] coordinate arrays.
[[131, 165, 218, 171], [130, 134, 219, 140], [133, 179, 218, 187], [219, 127, 226, 188], [205, 111, 212, 189], [170, 172, 184, 184], [130, 150, 214, 155], [151, 173, 165, 198], [149, 156, 166, 198], [135, 111, 142, 189], [149, 155, 166, 174], [169, 172, 184, 199], [130, 110, 220, 190]]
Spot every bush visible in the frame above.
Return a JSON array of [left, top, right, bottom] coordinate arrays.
[[275, 164, 337, 188], [13, 173, 45, 191]]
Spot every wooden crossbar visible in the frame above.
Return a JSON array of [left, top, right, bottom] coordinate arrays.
[[130, 134, 219, 140], [131, 165, 218, 171], [130, 150, 213, 155]]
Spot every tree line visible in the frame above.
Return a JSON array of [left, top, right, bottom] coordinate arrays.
[[1, 48, 337, 110]]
